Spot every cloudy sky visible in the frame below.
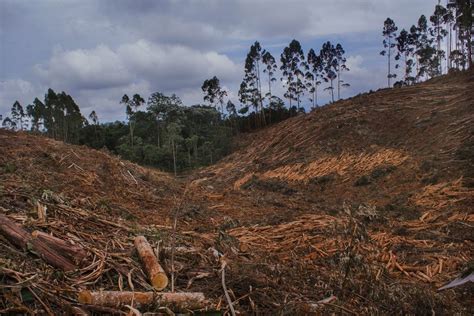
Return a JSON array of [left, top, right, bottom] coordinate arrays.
[[0, 0, 437, 122]]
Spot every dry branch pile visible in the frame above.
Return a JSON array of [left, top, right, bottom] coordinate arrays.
[[0, 132, 216, 314]]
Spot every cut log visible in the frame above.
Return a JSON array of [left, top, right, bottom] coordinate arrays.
[[134, 236, 168, 290], [78, 291, 206, 310], [32, 230, 88, 264], [0, 214, 76, 271], [27, 238, 77, 271], [0, 214, 30, 250]]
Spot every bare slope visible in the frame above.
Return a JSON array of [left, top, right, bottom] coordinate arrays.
[[184, 70, 474, 313], [191, 70, 474, 224]]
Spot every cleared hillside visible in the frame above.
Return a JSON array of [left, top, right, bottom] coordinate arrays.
[[0, 70, 473, 314], [186, 70, 474, 314]]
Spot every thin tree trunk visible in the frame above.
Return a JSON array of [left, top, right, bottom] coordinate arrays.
[[405, 53, 408, 83], [268, 73, 272, 124], [330, 79, 335, 103], [448, 22, 452, 70], [156, 122, 160, 147], [256, 60, 266, 127], [315, 82, 319, 107], [388, 37, 391, 87], [437, 17, 441, 74], [172, 139, 177, 176], [337, 69, 341, 100], [468, 28, 473, 69]]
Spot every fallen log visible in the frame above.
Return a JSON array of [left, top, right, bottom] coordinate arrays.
[[0, 213, 30, 250], [0, 214, 76, 271], [28, 238, 77, 271], [32, 230, 88, 264], [78, 291, 206, 310], [134, 236, 168, 290]]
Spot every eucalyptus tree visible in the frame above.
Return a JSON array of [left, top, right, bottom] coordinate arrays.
[[280, 39, 306, 111], [243, 42, 265, 124], [201, 76, 227, 115], [225, 100, 237, 117], [453, 0, 473, 68], [147, 92, 182, 147], [380, 18, 398, 87], [409, 24, 421, 81], [415, 15, 438, 79], [89, 110, 99, 125], [396, 29, 415, 85], [238, 81, 250, 115], [430, 4, 449, 74], [11, 101, 25, 130], [167, 122, 183, 176], [305, 49, 324, 108], [2, 117, 15, 130], [184, 135, 199, 166], [320, 41, 337, 103], [43, 88, 59, 139], [334, 44, 350, 100], [88, 110, 99, 142], [225, 100, 238, 132], [262, 50, 277, 109], [27, 98, 45, 131], [280, 45, 295, 109], [57, 91, 85, 143], [444, 2, 456, 70], [121, 93, 145, 148]]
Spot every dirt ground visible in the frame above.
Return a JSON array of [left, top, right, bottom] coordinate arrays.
[[1, 70, 473, 315]]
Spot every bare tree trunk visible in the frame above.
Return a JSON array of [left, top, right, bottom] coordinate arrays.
[[405, 53, 409, 83], [468, 28, 473, 69], [256, 60, 266, 127], [268, 73, 272, 124], [388, 37, 391, 87], [315, 82, 319, 107], [448, 22, 452, 70], [330, 79, 335, 103], [337, 69, 341, 100]]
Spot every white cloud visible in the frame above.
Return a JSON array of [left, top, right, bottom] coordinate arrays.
[[35, 45, 131, 90], [118, 40, 240, 90], [0, 79, 42, 119]]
